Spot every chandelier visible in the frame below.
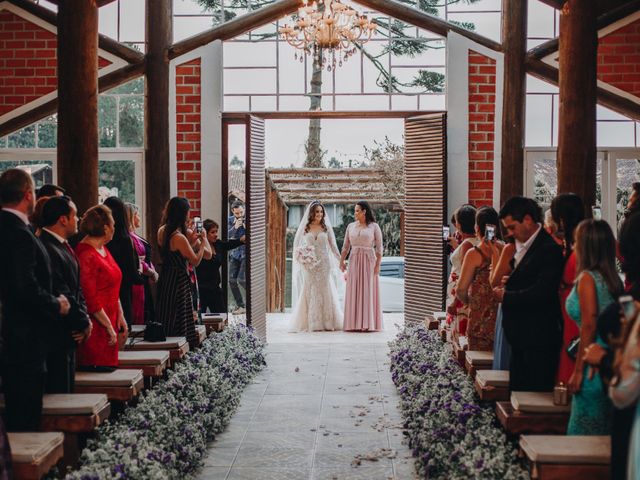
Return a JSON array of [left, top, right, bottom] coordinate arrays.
[[278, 0, 376, 71]]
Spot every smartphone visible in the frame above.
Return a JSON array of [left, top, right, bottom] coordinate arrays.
[[485, 224, 496, 242], [442, 226, 450, 241], [620, 295, 637, 322], [194, 216, 203, 233], [592, 206, 602, 220]]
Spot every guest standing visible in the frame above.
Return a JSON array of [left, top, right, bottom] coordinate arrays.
[[124, 203, 158, 325], [494, 197, 564, 392], [0, 169, 70, 431], [490, 233, 515, 370], [103, 197, 144, 328], [157, 197, 210, 348], [197, 219, 244, 314], [228, 201, 246, 314], [340, 201, 384, 332], [39, 196, 92, 393], [566, 219, 622, 435], [447, 204, 478, 342], [551, 193, 585, 383], [76, 205, 126, 369], [456, 206, 502, 351]]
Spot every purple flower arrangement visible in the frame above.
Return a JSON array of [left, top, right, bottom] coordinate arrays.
[[66, 325, 266, 479], [389, 324, 529, 479]]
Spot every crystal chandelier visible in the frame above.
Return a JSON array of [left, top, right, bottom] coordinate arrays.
[[278, 0, 376, 71]]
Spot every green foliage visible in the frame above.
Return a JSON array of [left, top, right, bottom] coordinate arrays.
[[328, 157, 341, 168], [230, 154, 244, 169], [99, 160, 136, 204]]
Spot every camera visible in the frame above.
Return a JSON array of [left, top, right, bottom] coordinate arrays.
[[485, 224, 496, 242], [442, 226, 450, 241], [194, 217, 203, 234]]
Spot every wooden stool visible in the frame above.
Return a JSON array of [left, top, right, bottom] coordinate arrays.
[[8, 432, 64, 480], [125, 336, 189, 363], [474, 370, 509, 401], [496, 392, 570, 435], [75, 369, 144, 403], [426, 312, 444, 330], [118, 350, 170, 384], [464, 351, 493, 378], [196, 324, 207, 345], [202, 315, 225, 334], [452, 336, 467, 366], [519, 435, 610, 480]]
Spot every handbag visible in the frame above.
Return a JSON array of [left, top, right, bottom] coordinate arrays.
[[143, 322, 166, 342], [566, 336, 580, 360]]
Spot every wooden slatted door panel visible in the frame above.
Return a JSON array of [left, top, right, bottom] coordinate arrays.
[[246, 115, 267, 340], [404, 113, 447, 324]]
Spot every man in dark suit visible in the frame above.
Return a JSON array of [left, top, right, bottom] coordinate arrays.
[[0, 168, 70, 431], [493, 196, 564, 392], [39, 196, 92, 393]]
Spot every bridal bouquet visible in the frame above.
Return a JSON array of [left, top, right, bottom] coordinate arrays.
[[295, 244, 320, 271]]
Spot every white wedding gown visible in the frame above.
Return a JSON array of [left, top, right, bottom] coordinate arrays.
[[290, 231, 344, 332]]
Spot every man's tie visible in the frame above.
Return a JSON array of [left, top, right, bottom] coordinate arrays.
[[64, 241, 77, 260]]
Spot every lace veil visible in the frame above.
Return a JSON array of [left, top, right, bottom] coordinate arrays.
[[291, 201, 343, 310]]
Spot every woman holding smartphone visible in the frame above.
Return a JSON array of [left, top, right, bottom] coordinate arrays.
[[456, 206, 503, 351]]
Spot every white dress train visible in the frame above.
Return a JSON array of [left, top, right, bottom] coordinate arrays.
[[290, 231, 343, 332]]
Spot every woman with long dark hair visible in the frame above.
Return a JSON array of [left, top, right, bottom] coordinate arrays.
[[551, 193, 585, 383], [566, 219, 623, 435], [103, 196, 144, 328], [340, 201, 384, 331], [156, 197, 210, 348]]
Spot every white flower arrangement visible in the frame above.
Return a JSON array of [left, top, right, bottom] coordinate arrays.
[[295, 243, 320, 271], [389, 325, 530, 480], [65, 325, 266, 480]]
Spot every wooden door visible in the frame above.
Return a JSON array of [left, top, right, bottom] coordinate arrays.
[[246, 115, 267, 340], [403, 113, 448, 323]]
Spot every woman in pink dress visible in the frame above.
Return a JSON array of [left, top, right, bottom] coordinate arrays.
[[340, 201, 384, 331]]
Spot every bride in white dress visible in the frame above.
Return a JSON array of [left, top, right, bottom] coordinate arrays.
[[290, 201, 344, 332]]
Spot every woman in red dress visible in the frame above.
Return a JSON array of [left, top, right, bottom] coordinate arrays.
[[551, 193, 585, 383], [76, 205, 126, 368]]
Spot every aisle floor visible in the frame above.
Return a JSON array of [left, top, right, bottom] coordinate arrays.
[[197, 314, 416, 480]]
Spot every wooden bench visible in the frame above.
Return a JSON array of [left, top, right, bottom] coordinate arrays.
[[496, 392, 570, 435], [520, 435, 610, 480], [118, 350, 170, 381], [452, 336, 468, 366], [75, 369, 144, 403], [202, 314, 225, 334], [129, 324, 145, 338], [426, 312, 445, 330], [474, 369, 509, 401], [9, 432, 64, 480], [464, 351, 493, 378], [124, 336, 189, 363]]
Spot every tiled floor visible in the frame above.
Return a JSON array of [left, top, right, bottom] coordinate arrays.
[[197, 314, 417, 480]]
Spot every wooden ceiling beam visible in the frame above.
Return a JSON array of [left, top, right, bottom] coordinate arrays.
[[0, 61, 144, 138], [169, 0, 302, 59], [355, 0, 502, 52], [526, 57, 640, 121]]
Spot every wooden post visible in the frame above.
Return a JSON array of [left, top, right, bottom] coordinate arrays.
[[557, 0, 598, 213], [57, 0, 99, 214], [500, 0, 527, 205], [145, 0, 172, 250]]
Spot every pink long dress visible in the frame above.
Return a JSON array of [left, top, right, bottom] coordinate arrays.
[[342, 222, 383, 331]]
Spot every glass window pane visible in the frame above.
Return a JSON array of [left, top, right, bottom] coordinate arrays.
[[8, 126, 36, 148], [0, 161, 53, 188], [532, 157, 557, 211], [250, 96, 277, 111], [99, 2, 118, 39], [224, 41, 276, 68], [173, 16, 217, 42], [526, 94, 552, 147], [528, 1, 556, 39], [335, 95, 389, 111], [390, 39, 446, 67], [99, 160, 136, 204], [278, 95, 310, 111], [37, 123, 56, 148], [598, 121, 636, 147], [0, 137, 7, 148], [109, 77, 144, 95], [98, 96, 117, 148], [174, 0, 209, 15], [419, 94, 445, 110], [224, 68, 277, 94], [446, 12, 501, 43], [118, 96, 144, 147], [118, 0, 145, 42], [391, 94, 418, 110], [278, 47, 307, 94], [527, 74, 558, 94], [224, 96, 250, 111]]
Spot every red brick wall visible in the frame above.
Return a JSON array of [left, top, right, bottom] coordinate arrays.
[[175, 58, 202, 217], [0, 10, 112, 117], [598, 18, 640, 98], [468, 51, 497, 207]]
